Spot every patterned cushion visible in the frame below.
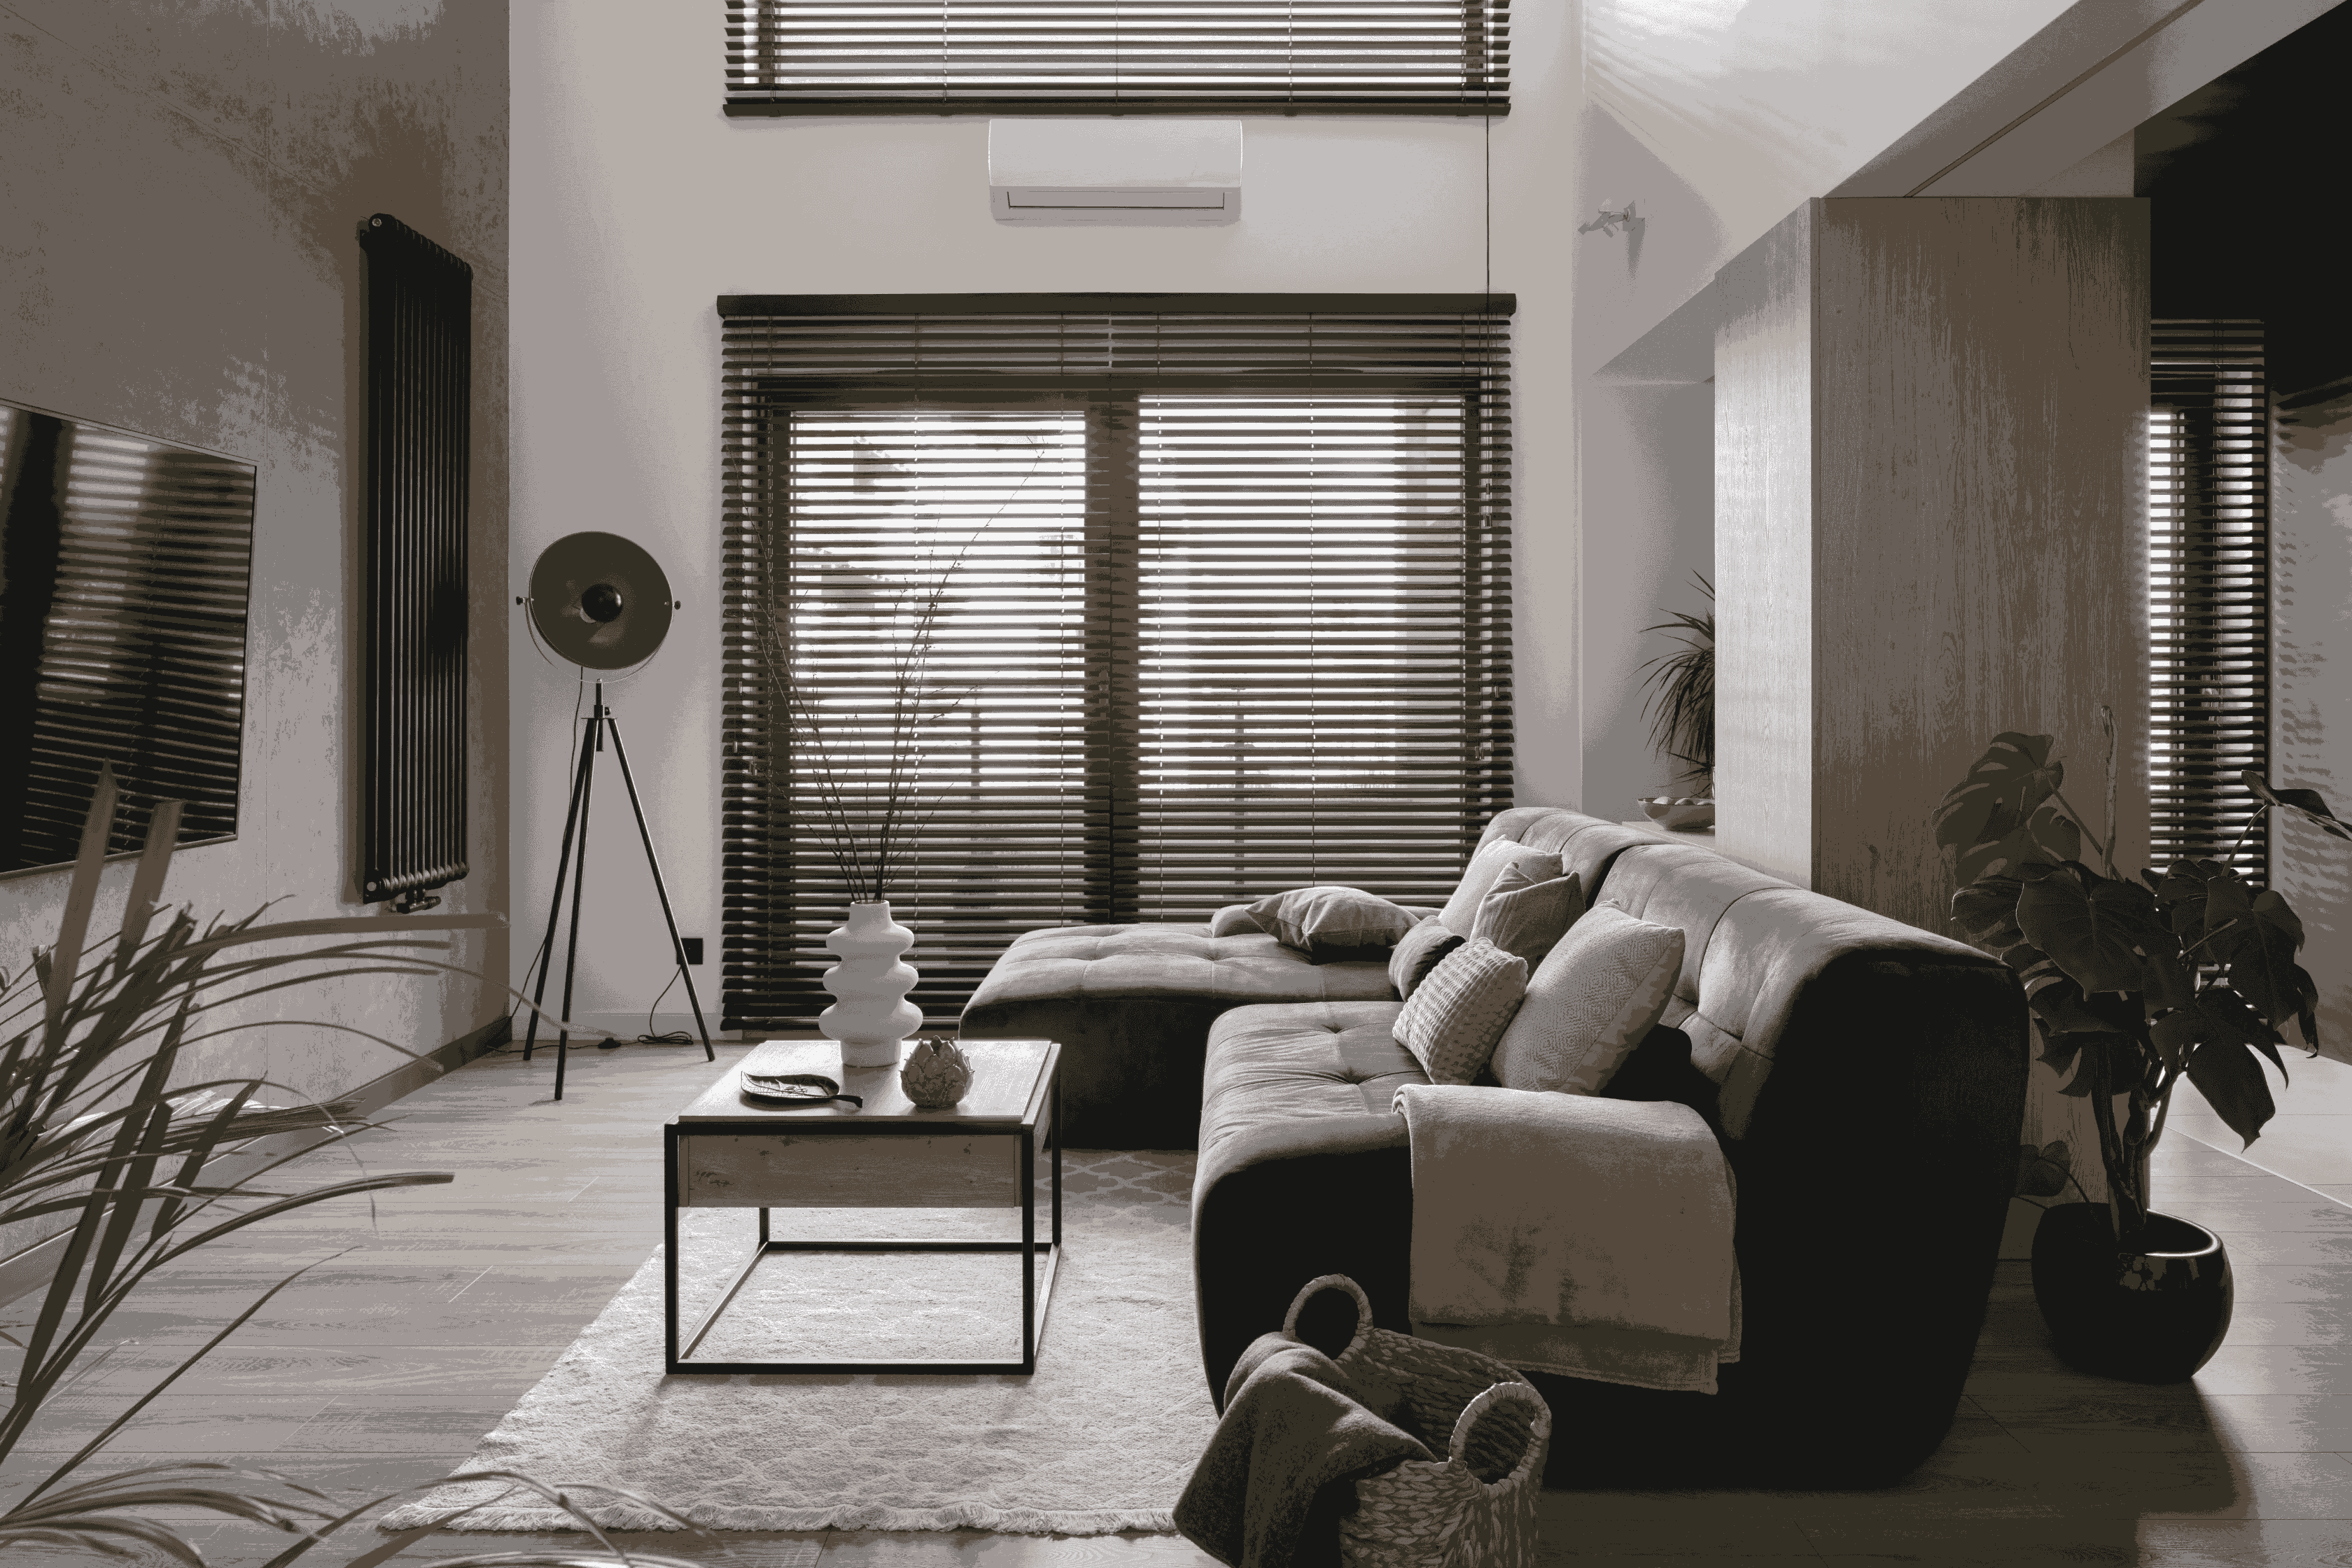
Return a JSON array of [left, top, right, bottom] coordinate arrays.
[[1489, 905, 1686, 1096], [1392, 937, 1529, 1084], [1387, 916, 1466, 1000], [1247, 886, 1420, 961], [1436, 839, 1564, 938], [1471, 864, 1586, 963]]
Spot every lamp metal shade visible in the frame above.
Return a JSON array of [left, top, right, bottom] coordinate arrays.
[[528, 531, 673, 670]]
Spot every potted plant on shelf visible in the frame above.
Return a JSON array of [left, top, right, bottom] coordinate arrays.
[[1637, 572, 1714, 829], [1931, 709, 2346, 1382]]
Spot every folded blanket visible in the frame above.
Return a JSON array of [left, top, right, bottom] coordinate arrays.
[[1393, 1082, 1740, 1394], [1175, 1333, 1433, 1568]]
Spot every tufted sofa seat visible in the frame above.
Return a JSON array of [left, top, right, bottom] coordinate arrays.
[[960, 926, 1398, 1147], [960, 817, 1664, 1149], [1187, 807, 2029, 1490]]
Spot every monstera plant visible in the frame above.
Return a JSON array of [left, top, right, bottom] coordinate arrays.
[[1932, 713, 2344, 1248]]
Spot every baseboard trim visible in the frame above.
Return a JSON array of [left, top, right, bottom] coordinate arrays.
[[0, 1011, 514, 1308]]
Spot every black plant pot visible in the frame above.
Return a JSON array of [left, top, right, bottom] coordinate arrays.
[[2030, 1202, 2234, 1383]]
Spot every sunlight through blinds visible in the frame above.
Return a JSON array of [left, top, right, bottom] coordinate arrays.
[[2149, 319, 2269, 886], [718, 296, 1512, 1025]]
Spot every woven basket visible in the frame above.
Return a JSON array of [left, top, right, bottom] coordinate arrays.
[[1280, 1274, 1553, 1568]]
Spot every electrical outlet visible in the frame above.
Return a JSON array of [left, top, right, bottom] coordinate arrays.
[[681, 937, 704, 966]]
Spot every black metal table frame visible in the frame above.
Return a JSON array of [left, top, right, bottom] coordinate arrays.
[[663, 1074, 1061, 1375]]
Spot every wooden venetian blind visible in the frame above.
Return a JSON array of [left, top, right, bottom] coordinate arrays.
[[2148, 319, 2268, 883], [724, 1, 1510, 115], [719, 295, 1513, 1026]]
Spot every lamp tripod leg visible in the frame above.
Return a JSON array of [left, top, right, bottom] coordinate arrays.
[[524, 709, 596, 1065], [606, 715, 715, 1060], [552, 696, 603, 1101]]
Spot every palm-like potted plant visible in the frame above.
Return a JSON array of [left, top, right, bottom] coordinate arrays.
[[1637, 573, 1714, 827], [1931, 711, 2345, 1381], [0, 769, 707, 1564]]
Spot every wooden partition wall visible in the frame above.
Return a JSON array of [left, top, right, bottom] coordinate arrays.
[[1713, 197, 2151, 1222]]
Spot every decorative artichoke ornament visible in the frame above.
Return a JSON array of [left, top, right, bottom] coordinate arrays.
[[900, 1036, 975, 1107]]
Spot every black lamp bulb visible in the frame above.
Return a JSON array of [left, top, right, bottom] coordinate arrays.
[[580, 582, 624, 623]]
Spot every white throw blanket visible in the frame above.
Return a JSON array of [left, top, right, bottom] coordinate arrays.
[[1392, 1084, 1741, 1394]]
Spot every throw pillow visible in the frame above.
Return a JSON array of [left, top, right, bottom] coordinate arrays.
[[1436, 838, 1564, 938], [1470, 863, 1586, 962], [1392, 937, 1530, 1085], [1208, 904, 1262, 937], [1246, 886, 1420, 962], [1488, 905, 1686, 1096], [1387, 916, 1466, 1000]]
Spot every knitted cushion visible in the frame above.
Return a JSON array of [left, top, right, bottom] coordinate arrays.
[[1392, 937, 1529, 1085], [1247, 886, 1421, 962], [1471, 864, 1586, 963], [1489, 905, 1686, 1096], [1387, 916, 1467, 1000], [1436, 839, 1564, 938]]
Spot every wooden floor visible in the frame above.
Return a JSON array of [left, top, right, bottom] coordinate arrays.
[[5, 1037, 2352, 1566]]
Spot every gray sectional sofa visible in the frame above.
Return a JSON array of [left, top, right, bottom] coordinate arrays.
[[960, 804, 2029, 1488]]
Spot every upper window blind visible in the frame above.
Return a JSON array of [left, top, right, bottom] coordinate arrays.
[[2148, 319, 2269, 885], [724, 1, 1511, 116], [719, 295, 1513, 1026]]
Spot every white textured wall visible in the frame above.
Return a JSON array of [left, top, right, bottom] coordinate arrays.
[[507, 1, 1581, 1028], [0, 1, 510, 1105]]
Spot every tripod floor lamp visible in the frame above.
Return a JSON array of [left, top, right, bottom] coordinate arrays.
[[521, 531, 712, 1100]]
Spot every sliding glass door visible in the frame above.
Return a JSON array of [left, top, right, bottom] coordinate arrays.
[[719, 299, 1512, 1027]]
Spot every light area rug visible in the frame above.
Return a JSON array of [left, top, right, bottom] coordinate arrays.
[[379, 1149, 1219, 1536]]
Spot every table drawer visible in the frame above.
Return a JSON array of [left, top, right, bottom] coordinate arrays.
[[676, 1130, 1023, 1208]]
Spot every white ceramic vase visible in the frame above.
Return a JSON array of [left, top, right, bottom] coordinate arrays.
[[819, 899, 922, 1068]]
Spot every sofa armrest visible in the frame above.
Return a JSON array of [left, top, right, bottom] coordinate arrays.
[[1191, 1113, 1413, 1409]]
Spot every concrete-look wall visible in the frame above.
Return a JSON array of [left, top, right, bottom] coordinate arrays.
[[2275, 384, 2352, 1066], [1, 2, 510, 1102], [507, 1, 1581, 1032], [1574, 1, 2082, 822]]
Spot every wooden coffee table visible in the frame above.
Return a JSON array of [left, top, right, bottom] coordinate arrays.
[[663, 1036, 1061, 1375]]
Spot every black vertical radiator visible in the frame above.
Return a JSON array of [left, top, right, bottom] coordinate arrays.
[[359, 213, 472, 911]]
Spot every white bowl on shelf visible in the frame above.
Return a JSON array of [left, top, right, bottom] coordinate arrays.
[[1639, 797, 1715, 831]]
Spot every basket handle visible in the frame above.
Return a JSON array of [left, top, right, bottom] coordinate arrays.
[[1448, 1380, 1553, 1489], [1282, 1273, 1373, 1362]]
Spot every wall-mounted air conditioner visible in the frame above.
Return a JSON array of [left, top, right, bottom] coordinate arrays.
[[988, 120, 1242, 226]]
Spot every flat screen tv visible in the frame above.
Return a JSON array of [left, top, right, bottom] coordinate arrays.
[[0, 397, 255, 876]]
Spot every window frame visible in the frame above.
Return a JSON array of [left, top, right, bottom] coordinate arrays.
[[718, 296, 1513, 1028]]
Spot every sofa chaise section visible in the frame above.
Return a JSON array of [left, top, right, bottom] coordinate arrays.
[[958, 925, 1397, 1147]]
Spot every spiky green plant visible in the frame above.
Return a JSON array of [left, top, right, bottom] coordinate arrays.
[[1638, 573, 1714, 790], [0, 767, 708, 1566]]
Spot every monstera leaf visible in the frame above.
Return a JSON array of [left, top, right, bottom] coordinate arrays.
[[2138, 946, 2197, 1014], [1951, 876, 2026, 953], [1935, 733, 2062, 857], [2016, 1140, 2073, 1199], [2210, 895, 2321, 1048], [2015, 862, 2168, 995], [2244, 770, 2352, 843], [2185, 1030, 2278, 1148], [1935, 733, 2064, 847], [2194, 983, 2288, 1077], [2150, 1007, 2206, 1070]]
